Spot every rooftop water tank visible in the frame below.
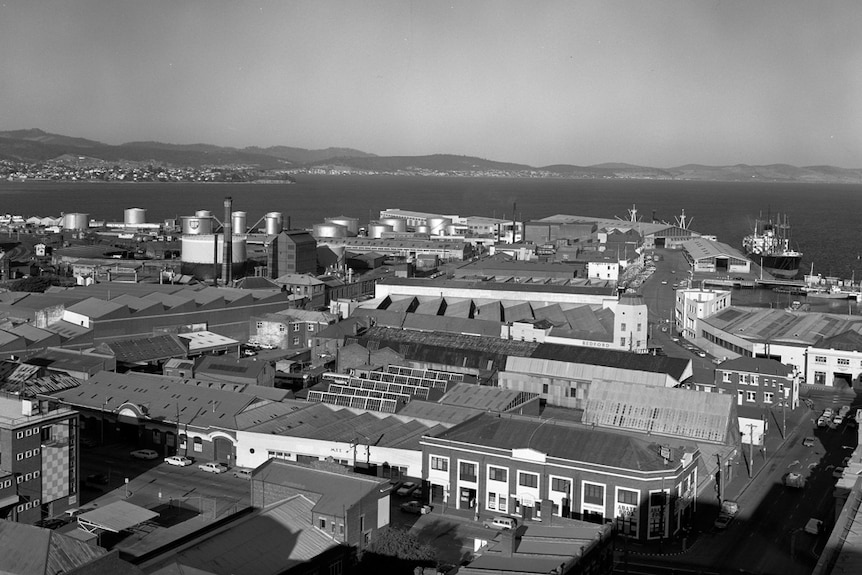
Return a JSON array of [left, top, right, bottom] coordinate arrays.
[[232, 211, 247, 234], [265, 212, 283, 235]]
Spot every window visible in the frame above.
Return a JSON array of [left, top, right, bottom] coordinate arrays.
[[307, 324, 315, 332], [620, 338, 626, 346], [33, 471, 39, 478], [584, 483, 604, 506], [764, 392, 773, 403], [814, 371, 826, 385], [815, 356, 827, 363], [291, 323, 301, 331], [40, 427, 51, 442], [33, 448, 39, 456], [542, 384, 549, 394], [319, 518, 327, 529], [518, 472, 538, 488], [746, 391, 756, 402], [16, 431, 23, 439], [637, 323, 642, 332], [180, 434, 187, 449], [256, 321, 263, 329], [17, 453, 23, 461], [488, 466, 507, 482], [459, 461, 477, 482], [278, 325, 286, 333], [722, 372, 731, 383], [430, 456, 448, 472], [838, 358, 850, 366], [32, 499, 39, 506], [292, 337, 300, 346], [617, 489, 638, 505], [488, 493, 497, 510], [25, 473, 31, 481], [551, 478, 571, 493], [193, 437, 203, 452]]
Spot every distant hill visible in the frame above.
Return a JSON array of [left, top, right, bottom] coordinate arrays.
[[2, 128, 862, 183]]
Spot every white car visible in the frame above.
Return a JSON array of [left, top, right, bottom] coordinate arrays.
[[164, 455, 194, 467], [130, 449, 159, 460], [199, 462, 228, 474]]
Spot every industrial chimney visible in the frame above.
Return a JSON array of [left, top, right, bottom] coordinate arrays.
[[223, 197, 233, 284]]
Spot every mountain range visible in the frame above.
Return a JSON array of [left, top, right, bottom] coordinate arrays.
[[2, 128, 862, 184]]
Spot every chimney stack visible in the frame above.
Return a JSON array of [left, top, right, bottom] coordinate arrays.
[[223, 197, 233, 284]]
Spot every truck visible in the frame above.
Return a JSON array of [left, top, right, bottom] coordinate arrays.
[[714, 500, 739, 529]]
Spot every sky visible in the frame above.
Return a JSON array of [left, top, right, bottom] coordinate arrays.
[[1, 1, 861, 167]]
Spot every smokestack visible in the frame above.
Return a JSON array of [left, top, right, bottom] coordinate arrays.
[[223, 197, 233, 284], [512, 202, 517, 244]]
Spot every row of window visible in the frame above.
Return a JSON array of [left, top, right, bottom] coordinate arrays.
[[814, 356, 857, 366], [16, 448, 40, 461], [16, 426, 52, 440], [17, 499, 40, 512], [256, 321, 318, 332]]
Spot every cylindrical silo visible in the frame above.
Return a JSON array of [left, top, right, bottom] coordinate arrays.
[[181, 215, 213, 235], [415, 225, 430, 234], [62, 213, 89, 230], [368, 223, 394, 239], [326, 216, 359, 236], [265, 212, 283, 235], [427, 217, 452, 236], [379, 217, 407, 233], [181, 235, 247, 280], [124, 208, 147, 225], [313, 223, 348, 238], [231, 211, 247, 234], [195, 210, 212, 218]]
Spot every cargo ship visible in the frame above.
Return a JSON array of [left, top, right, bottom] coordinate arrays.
[[742, 214, 802, 278]]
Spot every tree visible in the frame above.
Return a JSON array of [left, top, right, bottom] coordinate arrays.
[[356, 527, 437, 574]]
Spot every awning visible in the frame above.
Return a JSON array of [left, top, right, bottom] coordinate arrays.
[[77, 500, 159, 533]]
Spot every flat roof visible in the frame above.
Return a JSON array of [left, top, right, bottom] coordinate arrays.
[[78, 501, 159, 533]]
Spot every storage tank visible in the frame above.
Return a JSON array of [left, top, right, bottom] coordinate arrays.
[[379, 217, 407, 233], [265, 212, 283, 235], [62, 213, 89, 230], [181, 215, 213, 235], [195, 210, 212, 218], [326, 216, 359, 236], [368, 223, 394, 239], [415, 225, 430, 234], [124, 208, 147, 225], [232, 211, 247, 234], [313, 223, 348, 238], [180, 235, 247, 280], [427, 217, 452, 236]]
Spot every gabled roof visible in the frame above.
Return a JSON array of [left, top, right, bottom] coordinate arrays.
[[0, 520, 111, 575], [96, 334, 188, 364], [583, 380, 736, 445], [718, 356, 792, 376], [530, 343, 691, 380], [814, 329, 862, 352], [65, 297, 128, 320]]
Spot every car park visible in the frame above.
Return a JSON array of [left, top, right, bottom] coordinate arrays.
[[399, 500, 432, 515], [483, 516, 518, 530], [164, 455, 194, 467], [130, 449, 159, 460], [199, 462, 228, 474], [396, 482, 417, 497]]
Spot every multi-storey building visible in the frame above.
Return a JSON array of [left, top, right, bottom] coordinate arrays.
[[421, 412, 700, 542], [674, 288, 732, 341], [249, 308, 337, 351], [714, 357, 799, 409], [0, 394, 79, 523]]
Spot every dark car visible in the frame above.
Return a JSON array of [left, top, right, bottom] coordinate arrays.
[[86, 473, 109, 485], [35, 517, 67, 529], [400, 500, 432, 515]]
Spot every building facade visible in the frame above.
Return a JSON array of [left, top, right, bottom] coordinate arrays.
[[421, 413, 699, 542], [0, 395, 79, 524]]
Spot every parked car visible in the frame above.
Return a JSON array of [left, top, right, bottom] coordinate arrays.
[[483, 516, 518, 530], [805, 518, 823, 535], [199, 462, 228, 474], [396, 482, 417, 497], [783, 472, 806, 488], [833, 466, 846, 479], [833, 415, 844, 426], [164, 455, 194, 467], [802, 437, 816, 447], [400, 500, 432, 515], [713, 500, 739, 530], [130, 449, 159, 460], [839, 405, 852, 417], [233, 468, 253, 480], [86, 473, 109, 485], [35, 517, 67, 529]]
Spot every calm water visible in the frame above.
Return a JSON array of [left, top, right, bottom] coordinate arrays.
[[1, 176, 860, 278]]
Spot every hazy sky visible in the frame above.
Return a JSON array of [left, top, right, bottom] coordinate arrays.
[[2, 1, 860, 167]]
